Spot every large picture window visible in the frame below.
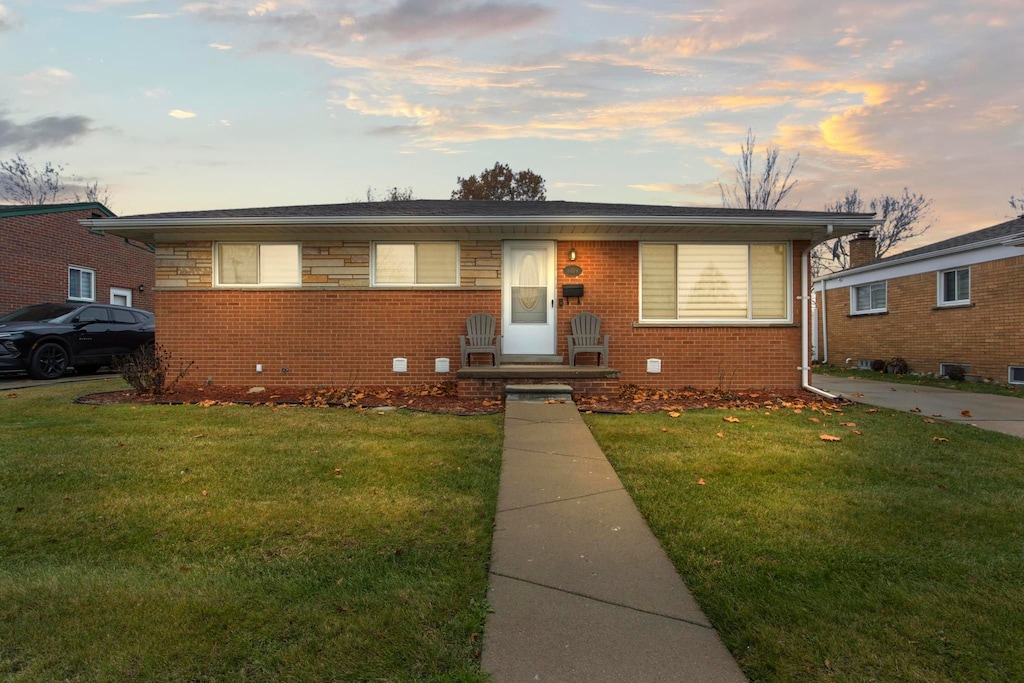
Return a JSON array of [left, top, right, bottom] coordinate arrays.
[[68, 266, 95, 302], [373, 242, 459, 286], [216, 243, 300, 286], [640, 243, 789, 322], [851, 281, 887, 314]]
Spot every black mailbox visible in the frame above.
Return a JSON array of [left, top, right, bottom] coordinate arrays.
[[562, 284, 584, 299]]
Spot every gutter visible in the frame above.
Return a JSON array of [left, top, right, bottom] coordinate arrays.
[[82, 213, 880, 230], [814, 231, 1024, 283], [801, 226, 839, 400]]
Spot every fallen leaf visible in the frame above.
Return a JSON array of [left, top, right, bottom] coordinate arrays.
[[793, 408, 803, 414], [851, 392, 864, 398], [909, 407, 922, 413], [716, 431, 724, 438], [960, 410, 972, 418], [866, 408, 879, 414], [808, 417, 821, 423], [852, 430, 863, 435], [932, 437, 949, 443], [840, 421, 857, 427], [697, 478, 706, 486], [193, 433, 206, 439], [201, 490, 208, 496], [923, 418, 935, 424], [820, 434, 841, 442], [668, 411, 680, 418], [333, 468, 341, 475], [723, 416, 740, 423], [661, 427, 668, 432], [5, 392, 16, 398]]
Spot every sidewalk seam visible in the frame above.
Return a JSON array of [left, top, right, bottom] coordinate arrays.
[[490, 571, 715, 631], [497, 486, 625, 513], [502, 445, 609, 461]]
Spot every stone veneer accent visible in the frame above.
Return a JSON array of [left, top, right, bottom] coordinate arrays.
[[155, 240, 502, 289]]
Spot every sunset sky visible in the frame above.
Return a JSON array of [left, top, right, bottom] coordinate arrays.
[[1, 0, 1021, 249]]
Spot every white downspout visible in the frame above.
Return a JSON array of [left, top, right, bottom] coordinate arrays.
[[802, 227, 837, 399], [820, 278, 829, 365]]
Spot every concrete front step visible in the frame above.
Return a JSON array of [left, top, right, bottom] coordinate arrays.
[[505, 383, 574, 402], [501, 354, 564, 364]]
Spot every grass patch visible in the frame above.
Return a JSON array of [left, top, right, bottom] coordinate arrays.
[[0, 381, 502, 681], [815, 364, 1024, 398], [585, 406, 1024, 682]]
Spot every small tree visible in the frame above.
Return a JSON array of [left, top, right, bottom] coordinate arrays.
[[365, 186, 415, 202], [0, 154, 65, 204], [814, 188, 933, 274], [0, 154, 113, 209], [451, 162, 546, 201], [718, 129, 799, 210]]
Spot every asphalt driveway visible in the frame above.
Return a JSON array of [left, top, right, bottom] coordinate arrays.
[[813, 375, 1024, 439], [0, 370, 120, 391]]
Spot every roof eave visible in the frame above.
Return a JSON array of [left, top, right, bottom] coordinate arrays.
[[815, 231, 1024, 281], [83, 214, 876, 242]]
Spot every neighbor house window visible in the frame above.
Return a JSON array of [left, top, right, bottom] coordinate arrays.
[[640, 242, 789, 322], [851, 281, 887, 314], [216, 243, 300, 286], [373, 242, 459, 286], [68, 266, 95, 302], [938, 268, 970, 305]]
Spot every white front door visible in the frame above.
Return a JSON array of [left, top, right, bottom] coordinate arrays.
[[502, 241, 556, 355]]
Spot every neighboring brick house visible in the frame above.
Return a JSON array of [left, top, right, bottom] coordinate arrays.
[[815, 216, 1024, 385], [0, 203, 155, 314], [85, 200, 874, 395]]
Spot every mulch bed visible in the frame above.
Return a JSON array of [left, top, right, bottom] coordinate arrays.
[[78, 381, 845, 416]]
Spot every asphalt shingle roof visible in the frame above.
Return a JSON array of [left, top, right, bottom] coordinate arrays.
[[122, 199, 871, 221], [864, 215, 1024, 267]]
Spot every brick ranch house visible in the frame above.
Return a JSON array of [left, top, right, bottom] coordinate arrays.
[[814, 215, 1024, 385], [84, 200, 874, 397], [0, 203, 154, 314]]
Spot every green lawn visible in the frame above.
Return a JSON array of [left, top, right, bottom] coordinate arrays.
[[0, 381, 502, 682], [585, 405, 1024, 683], [815, 364, 1024, 398]]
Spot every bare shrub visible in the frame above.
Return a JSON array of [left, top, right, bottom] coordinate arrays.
[[113, 343, 194, 394]]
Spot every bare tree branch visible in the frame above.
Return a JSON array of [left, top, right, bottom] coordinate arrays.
[[814, 188, 933, 275], [0, 154, 65, 204], [1010, 190, 1024, 217], [365, 186, 415, 201], [719, 129, 799, 210]]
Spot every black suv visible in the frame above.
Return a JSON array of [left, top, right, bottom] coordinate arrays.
[[0, 303, 155, 379]]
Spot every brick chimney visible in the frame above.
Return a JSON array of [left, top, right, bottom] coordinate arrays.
[[849, 232, 877, 268]]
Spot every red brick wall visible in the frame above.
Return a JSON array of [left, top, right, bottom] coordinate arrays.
[[156, 289, 501, 387], [157, 239, 810, 391], [0, 208, 154, 313], [554, 240, 807, 391], [823, 255, 1024, 381]]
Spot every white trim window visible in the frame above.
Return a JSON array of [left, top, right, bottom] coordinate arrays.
[[938, 267, 970, 306], [110, 287, 133, 307], [851, 281, 887, 314], [68, 266, 95, 302], [1009, 366, 1024, 385], [215, 242, 301, 286], [639, 242, 790, 322], [373, 242, 459, 286]]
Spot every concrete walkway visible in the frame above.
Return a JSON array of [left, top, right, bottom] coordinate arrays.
[[814, 375, 1024, 439], [482, 400, 745, 682]]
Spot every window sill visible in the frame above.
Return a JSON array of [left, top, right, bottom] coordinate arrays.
[[848, 310, 888, 317], [633, 321, 797, 328], [933, 302, 974, 310]]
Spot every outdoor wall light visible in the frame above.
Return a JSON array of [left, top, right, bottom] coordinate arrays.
[[138, 284, 146, 293], [569, 246, 577, 261]]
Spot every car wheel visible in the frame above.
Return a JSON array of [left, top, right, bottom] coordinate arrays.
[[29, 343, 70, 380], [75, 364, 103, 375]]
